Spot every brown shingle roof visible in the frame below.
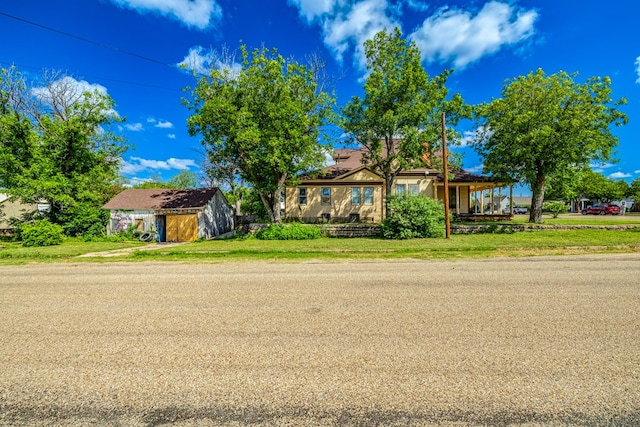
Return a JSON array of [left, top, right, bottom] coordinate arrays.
[[102, 188, 220, 210]]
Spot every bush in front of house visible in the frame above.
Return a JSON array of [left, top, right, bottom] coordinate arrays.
[[382, 194, 446, 239], [21, 220, 64, 247], [543, 201, 568, 218], [255, 223, 323, 240]]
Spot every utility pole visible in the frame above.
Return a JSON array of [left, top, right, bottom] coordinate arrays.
[[442, 112, 451, 238]]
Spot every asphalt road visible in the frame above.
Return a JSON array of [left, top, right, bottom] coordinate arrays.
[[1, 255, 639, 426]]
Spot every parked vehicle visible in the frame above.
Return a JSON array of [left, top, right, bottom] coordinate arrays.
[[581, 204, 621, 215], [512, 206, 528, 214]]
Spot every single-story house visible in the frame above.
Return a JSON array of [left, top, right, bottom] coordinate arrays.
[[284, 148, 512, 223], [102, 188, 234, 242], [0, 193, 50, 235]]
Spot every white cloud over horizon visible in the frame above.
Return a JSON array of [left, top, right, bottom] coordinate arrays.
[[465, 163, 484, 174], [120, 156, 197, 175], [636, 56, 640, 83], [410, 1, 538, 69], [109, 0, 221, 29]]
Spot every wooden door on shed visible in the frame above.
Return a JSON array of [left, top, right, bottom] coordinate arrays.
[[165, 214, 198, 242]]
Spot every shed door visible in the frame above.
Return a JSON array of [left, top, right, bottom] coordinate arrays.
[[166, 214, 198, 242]]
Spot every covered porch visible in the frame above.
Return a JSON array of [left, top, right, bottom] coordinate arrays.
[[433, 171, 514, 221]]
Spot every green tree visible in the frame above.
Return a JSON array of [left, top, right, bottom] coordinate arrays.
[[342, 27, 468, 212], [628, 178, 640, 211], [474, 69, 627, 223], [0, 67, 127, 236], [168, 170, 197, 189], [184, 45, 335, 223], [577, 169, 627, 203]]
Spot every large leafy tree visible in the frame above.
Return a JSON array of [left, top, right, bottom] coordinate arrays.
[[184, 46, 335, 223], [342, 27, 468, 210], [474, 69, 628, 223], [0, 67, 127, 236]]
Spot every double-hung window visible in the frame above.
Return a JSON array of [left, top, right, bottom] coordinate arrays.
[[363, 187, 374, 205], [298, 188, 307, 205], [351, 187, 361, 205], [408, 183, 419, 195], [395, 184, 406, 195], [321, 187, 331, 205]]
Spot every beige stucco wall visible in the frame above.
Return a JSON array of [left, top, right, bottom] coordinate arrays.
[[285, 184, 383, 222]]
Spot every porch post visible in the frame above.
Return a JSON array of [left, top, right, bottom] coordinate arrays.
[[509, 184, 514, 217]]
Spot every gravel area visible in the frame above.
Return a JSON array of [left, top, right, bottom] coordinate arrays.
[[1, 255, 639, 426]]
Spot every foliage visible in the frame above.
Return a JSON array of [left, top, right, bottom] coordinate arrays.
[[168, 170, 197, 189], [56, 203, 108, 237], [342, 28, 469, 211], [381, 194, 445, 239], [1, 67, 127, 236], [474, 69, 628, 223], [543, 201, 568, 218], [238, 187, 270, 222], [184, 45, 335, 223], [255, 222, 323, 240], [21, 219, 64, 247]]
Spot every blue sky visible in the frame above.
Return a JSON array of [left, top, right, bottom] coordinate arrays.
[[1, 0, 639, 193]]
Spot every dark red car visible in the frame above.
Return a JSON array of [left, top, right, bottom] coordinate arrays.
[[581, 204, 621, 215]]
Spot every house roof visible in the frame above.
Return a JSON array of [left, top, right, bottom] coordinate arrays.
[[102, 188, 220, 210], [302, 148, 498, 183]]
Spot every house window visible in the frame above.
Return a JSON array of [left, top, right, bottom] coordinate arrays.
[[408, 184, 419, 195], [449, 190, 457, 209], [351, 187, 361, 205], [364, 187, 374, 205], [298, 188, 307, 205], [395, 184, 406, 195], [321, 187, 331, 205]]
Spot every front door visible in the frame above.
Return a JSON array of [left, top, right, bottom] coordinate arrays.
[[165, 214, 198, 242]]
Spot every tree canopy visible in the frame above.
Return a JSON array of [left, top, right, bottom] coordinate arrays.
[[342, 27, 469, 209], [184, 45, 335, 223], [1, 67, 127, 236], [474, 69, 628, 223]]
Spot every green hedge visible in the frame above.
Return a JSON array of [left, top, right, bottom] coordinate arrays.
[[255, 223, 323, 240], [382, 195, 446, 239]]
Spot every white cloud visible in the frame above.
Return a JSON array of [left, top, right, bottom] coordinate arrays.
[[155, 120, 174, 129], [289, 0, 400, 71], [147, 118, 157, 123], [405, 0, 429, 12], [608, 171, 631, 179], [110, 0, 221, 29], [168, 134, 176, 139], [590, 162, 616, 173], [635, 170, 640, 174], [178, 46, 242, 76], [124, 122, 144, 131], [465, 163, 484, 174], [31, 76, 118, 118], [121, 156, 196, 175], [636, 56, 640, 83], [410, 1, 538, 69], [287, 0, 337, 22]]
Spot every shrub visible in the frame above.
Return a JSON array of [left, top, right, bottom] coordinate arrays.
[[255, 223, 323, 240], [57, 203, 108, 237], [543, 201, 568, 218], [21, 220, 64, 247], [382, 195, 446, 239]]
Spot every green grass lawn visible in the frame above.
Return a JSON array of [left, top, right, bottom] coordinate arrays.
[[1, 216, 639, 264]]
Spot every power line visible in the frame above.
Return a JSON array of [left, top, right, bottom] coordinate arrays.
[[0, 61, 184, 92], [0, 11, 175, 69]]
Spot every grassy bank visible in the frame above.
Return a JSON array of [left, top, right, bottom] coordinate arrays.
[[2, 227, 638, 264]]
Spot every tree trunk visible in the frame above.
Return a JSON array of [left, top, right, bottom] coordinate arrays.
[[529, 172, 546, 223]]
